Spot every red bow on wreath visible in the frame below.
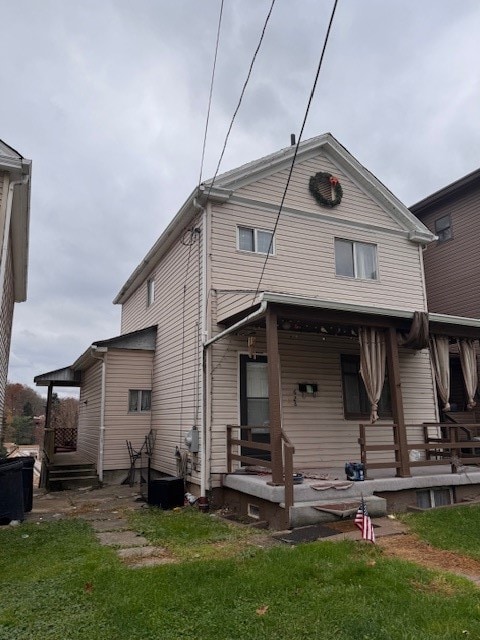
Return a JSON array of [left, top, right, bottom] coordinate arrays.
[[329, 176, 339, 186]]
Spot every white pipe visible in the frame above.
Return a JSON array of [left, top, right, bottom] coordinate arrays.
[[204, 300, 268, 348], [0, 175, 29, 311], [91, 347, 107, 483]]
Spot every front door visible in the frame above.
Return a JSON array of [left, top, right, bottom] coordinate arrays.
[[240, 354, 271, 461]]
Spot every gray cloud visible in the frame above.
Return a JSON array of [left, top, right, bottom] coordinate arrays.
[[2, 0, 480, 390]]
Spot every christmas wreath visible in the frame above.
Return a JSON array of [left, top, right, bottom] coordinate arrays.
[[308, 172, 343, 207]]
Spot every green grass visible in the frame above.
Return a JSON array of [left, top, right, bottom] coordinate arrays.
[[1, 514, 480, 639], [127, 506, 265, 560], [401, 503, 480, 560]]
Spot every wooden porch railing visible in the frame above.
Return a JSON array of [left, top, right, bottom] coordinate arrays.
[[226, 425, 295, 525], [54, 427, 78, 452], [359, 422, 480, 477]]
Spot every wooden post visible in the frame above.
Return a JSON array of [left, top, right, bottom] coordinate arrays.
[[385, 327, 411, 477], [39, 383, 55, 489], [266, 306, 284, 486]]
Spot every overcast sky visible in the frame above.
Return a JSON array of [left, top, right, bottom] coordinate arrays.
[[2, 0, 480, 396]]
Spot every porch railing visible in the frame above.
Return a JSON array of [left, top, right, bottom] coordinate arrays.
[[226, 425, 295, 522], [54, 427, 78, 453], [359, 422, 480, 477]]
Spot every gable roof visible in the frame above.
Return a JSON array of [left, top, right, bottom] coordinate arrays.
[[114, 133, 434, 304], [410, 167, 480, 215]]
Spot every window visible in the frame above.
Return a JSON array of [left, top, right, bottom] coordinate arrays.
[[238, 226, 274, 255], [128, 389, 151, 412], [340, 354, 391, 419], [434, 215, 452, 242], [335, 239, 377, 280], [147, 278, 155, 307], [416, 487, 452, 509]]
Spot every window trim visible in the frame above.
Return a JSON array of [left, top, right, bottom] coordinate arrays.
[[237, 226, 275, 255], [334, 238, 378, 281], [434, 214, 453, 243], [128, 389, 152, 413], [340, 354, 391, 420]]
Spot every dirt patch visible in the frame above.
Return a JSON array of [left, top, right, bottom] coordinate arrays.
[[378, 533, 480, 585]]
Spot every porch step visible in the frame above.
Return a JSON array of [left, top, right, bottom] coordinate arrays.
[[47, 463, 99, 491], [284, 496, 387, 529]]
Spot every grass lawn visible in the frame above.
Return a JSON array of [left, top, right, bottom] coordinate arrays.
[[401, 503, 480, 560], [1, 510, 480, 640]]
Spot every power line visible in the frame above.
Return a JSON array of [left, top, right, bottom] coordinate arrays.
[[198, 0, 224, 187], [252, 0, 339, 304], [204, 0, 276, 198]]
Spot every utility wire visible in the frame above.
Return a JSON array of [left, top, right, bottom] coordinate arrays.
[[204, 0, 276, 198], [198, 0, 224, 187], [252, 0, 339, 304]]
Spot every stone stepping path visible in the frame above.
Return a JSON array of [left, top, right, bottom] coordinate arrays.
[[84, 511, 171, 568]]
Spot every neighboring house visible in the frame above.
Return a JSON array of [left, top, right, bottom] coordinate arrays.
[[36, 134, 480, 527], [0, 141, 31, 431], [411, 170, 480, 415]]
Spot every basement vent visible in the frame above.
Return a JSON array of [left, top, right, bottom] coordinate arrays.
[[248, 503, 260, 519]]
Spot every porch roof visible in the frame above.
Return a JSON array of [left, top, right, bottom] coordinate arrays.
[[34, 325, 157, 387], [220, 292, 480, 339]]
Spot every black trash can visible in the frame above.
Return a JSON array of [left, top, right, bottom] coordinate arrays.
[[147, 476, 184, 509], [15, 456, 35, 512], [0, 456, 35, 512], [0, 460, 24, 524]]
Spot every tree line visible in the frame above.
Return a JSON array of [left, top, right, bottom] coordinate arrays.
[[2, 382, 79, 448]]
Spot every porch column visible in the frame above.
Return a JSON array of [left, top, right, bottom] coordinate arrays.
[[39, 383, 55, 488], [266, 306, 283, 485], [385, 327, 411, 477]]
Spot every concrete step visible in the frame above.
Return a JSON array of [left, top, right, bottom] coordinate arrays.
[[284, 495, 387, 529], [48, 474, 100, 491], [49, 467, 96, 479]]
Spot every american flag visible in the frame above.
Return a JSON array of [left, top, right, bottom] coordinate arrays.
[[354, 498, 375, 543]]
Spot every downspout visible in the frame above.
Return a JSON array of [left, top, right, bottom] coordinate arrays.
[[204, 300, 268, 349], [193, 197, 209, 498], [0, 174, 29, 311], [91, 346, 107, 483]]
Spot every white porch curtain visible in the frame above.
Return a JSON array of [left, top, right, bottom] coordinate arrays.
[[358, 327, 386, 424], [458, 338, 478, 410], [429, 335, 451, 411]]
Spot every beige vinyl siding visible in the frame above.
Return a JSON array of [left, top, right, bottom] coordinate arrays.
[[210, 201, 427, 319], [121, 216, 203, 479], [0, 172, 12, 420], [236, 153, 406, 230], [209, 331, 437, 478], [103, 349, 153, 471], [77, 361, 102, 465]]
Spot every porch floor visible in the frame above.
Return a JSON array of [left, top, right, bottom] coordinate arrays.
[[52, 452, 93, 466], [223, 463, 480, 505]]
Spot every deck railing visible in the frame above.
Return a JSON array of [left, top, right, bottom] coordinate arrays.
[[226, 425, 295, 523], [359, 422, 480, 477]]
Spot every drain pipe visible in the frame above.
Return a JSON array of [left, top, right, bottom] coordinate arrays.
[[204, 300, 268, 349], [91, 346, 107, 483], [0, 174, 30, 310]]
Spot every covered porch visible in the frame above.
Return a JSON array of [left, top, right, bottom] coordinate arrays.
[[213, 293, 480, 528]]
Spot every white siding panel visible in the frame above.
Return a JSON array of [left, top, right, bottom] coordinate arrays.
[[210, 331, 437, 473], [121, 215, 203, 479], [103, 349, 153, 471], [210, 201, 427, 318], [236, 153, 405, 230], [77, 361, 102, 465]]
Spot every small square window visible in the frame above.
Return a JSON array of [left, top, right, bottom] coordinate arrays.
[[335, 239, 377, 280], [129, 390, 151, 412], [238, 226, 274, 255], [434, 215, 452, 242]]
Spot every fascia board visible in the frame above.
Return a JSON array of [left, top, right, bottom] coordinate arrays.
[[11, 160, 32, 302]]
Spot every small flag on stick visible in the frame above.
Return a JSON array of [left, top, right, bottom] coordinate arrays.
[[354, 497, 375, 543]]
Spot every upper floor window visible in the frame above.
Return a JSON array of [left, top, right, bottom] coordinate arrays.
[[434, 215, 452, 242], [129, 389, 152, 412], [238, 226, 274, 255], [335, 239, 377, 280], [147, 278, 155, 307]]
